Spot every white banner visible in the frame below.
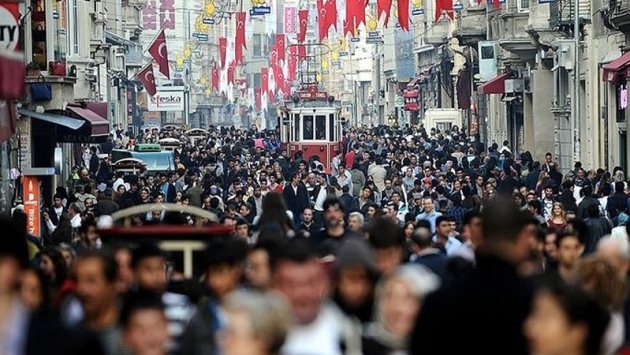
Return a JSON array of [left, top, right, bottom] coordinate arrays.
[[148, 90, 185, 111]]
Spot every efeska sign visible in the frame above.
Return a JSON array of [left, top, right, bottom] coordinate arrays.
[[148, 91, 185, 112]]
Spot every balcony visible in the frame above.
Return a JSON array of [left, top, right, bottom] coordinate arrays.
[[604, 0, 630, 32], [497, 10, 537, 64], [453, 5, 488, 47], [549, 0, 590, 34], [23, 75, 78, 111]]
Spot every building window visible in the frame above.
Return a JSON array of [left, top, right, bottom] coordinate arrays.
[[517, 0, 529, 12], [252, 73, 261, 87], [253, 34, 262, 57], [67, 0, 79, 55], [53, 0, 67, 61], [31, 0, 48, 70]]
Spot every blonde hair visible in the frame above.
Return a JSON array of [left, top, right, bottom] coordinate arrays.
[[222, 291, 292, 354]]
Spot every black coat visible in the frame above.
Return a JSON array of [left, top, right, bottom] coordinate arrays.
[[26, 314, 105, 355], [411, 254, 533, 355], [283, 182, 310, 220]]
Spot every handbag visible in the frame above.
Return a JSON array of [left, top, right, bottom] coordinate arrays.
[[49, 61, 66, 76], [30, 75, 52, 102]]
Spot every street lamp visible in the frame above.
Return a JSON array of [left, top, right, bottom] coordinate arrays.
[[387, 114, 396, 126]]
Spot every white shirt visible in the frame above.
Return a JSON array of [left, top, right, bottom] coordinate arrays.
[[281, 305, 342, 355], [314, 185, 328, 211]]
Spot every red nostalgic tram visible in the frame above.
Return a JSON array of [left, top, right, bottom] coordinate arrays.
[[278, 88, 343, 171]]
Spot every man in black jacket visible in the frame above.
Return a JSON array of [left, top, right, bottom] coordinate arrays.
[[411, 199, 533, 355]]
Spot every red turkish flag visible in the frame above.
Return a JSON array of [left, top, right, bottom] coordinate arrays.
[[270, 45, 279, 67], [261, 67, 269, 94], [235, 43, 243, 65], [269, 90, 275, 104], [297, 10, 308, 43], [219, 37, 227, 69], [397, 0, 410, 31], [255, 88, 262, 111], [137, 63, 156, 96], [288, 46, 297, 82], [211, 62, 219, 90], [377, 0, 393, 27], [227, 61, 236, 84], [435, 0, 454, 21], [147, 27, 170, 79], [236, 12, 247, 49], [324, 0, 338, 31], [276, 34, 286, 62], [316, 0, 328, 42]]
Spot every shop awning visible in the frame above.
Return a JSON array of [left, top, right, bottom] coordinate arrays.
[[602, 51, 630, 82], [478, 73, 510, 95], [18, 109, 86, 130], [66, 106, 110, 138]]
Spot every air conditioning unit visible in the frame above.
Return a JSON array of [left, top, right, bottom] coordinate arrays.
[[556, 40, 575, 70], [504, 79, 523, 93]]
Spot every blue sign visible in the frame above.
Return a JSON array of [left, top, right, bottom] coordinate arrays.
[[332, 61, 340, 65], [184, 59, 191, 64], [52, 11, 59, 19], [250, 6, 271, 15], [322, 70, 329, 74], [538, 0, 555, 3], [193, 33, 209, 42], [412, 8, 425, 15], [350, 37, 360, 42], [202, 17, 215, 24], [453, 3, 464, 10], [339, 51, 349, 56]]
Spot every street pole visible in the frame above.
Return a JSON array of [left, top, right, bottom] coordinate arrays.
[[573, 0, 580, 164], [374, 42, 381, 125]]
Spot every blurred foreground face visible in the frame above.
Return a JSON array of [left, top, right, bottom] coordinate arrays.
[[123, 309, 169, 355], [222, 310, 264, 355], [20, 269, 43, 311], [524, 292, 586, 355], [273, 259, 328, 325], [379, 279, 419, 337], [246, 250, 271, 290], [337, 266, 372, 308], [135, 256, 167, 294], [75, 258, 116, 319]]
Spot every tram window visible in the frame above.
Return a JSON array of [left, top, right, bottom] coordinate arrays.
[[329, 114, 335, 141], [303, 115, 314, 140], [315, 115, 326, 140]]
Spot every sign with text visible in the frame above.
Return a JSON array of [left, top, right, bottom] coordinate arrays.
[[22, 175, 40, 237], [297, 91, 328, 100], [148, 90, 185, 111], [0, 2, 20, 51]]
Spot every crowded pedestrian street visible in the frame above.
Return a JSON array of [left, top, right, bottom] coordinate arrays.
[[2, 0, 630, 352]]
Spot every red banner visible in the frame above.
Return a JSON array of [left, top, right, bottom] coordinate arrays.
[[227, 61, 236, 85], [316, 0, 327, 42], [288, 46, 297, 82], [276, 33, 286, 62], [0, 101, 16, 144], [435, 0, 454, 21], [261, 67, 269, 94], [377, 0, 392, 27], [219, 37, 227, 69], [345, 0, 365, 36], [235, 12, 246, 64], [297, 10, 308, 43], [284, 7, 297, 33], [325, 0, 338, 32], [211, 62, 219, 90], [397, 0, 410, 31], [255, 88, 262, 111], [297, 44, 306, 60], [23, 176, 40, 237]]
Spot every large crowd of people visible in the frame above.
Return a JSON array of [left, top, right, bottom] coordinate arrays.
[[2, 122, 630, 355]]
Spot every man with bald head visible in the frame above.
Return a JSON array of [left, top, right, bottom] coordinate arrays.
[[597, 234, 630, 344]]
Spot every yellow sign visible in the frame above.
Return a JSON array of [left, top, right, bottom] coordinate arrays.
[[195, 15, 209, 32], [321, 60, 329, 70], [205, 0, 216, 16], [412, 0, 422, 8]]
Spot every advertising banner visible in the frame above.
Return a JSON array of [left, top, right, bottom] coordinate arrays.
[[148, 90, 185, 111], [22, 176, 40, 237]]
